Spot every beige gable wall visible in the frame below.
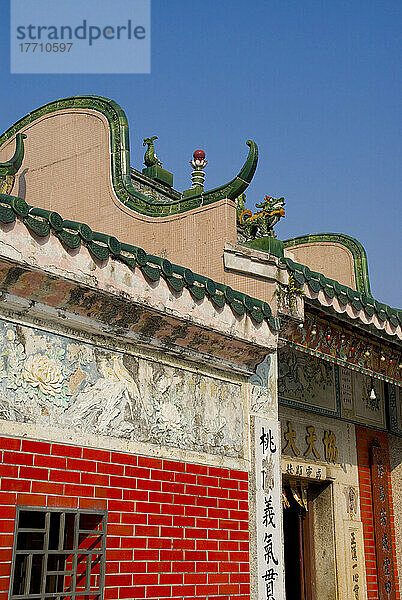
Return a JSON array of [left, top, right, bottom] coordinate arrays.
[[0, 108, 280, 307], [285, 241, 357, 289]]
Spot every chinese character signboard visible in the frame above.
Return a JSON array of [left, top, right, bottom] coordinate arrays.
[[255, 417, 285, 600], [370, 446, 396, 600], [280, 418, 339, 465], [281, 458, 326, 481]]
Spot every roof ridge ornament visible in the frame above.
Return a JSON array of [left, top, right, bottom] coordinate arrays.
[[190, 149, 207, 190], [143, 136, 162, 167], [183, 140, 257, 201], [237, 194, 285, 241], [142, 136, 174, 187]]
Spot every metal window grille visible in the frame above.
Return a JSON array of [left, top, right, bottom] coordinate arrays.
[[9, 507, 107, 600]]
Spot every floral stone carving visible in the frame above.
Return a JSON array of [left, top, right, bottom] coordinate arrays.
[[22, 354, 64, 397]]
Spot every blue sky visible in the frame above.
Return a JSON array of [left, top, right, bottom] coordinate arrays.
[[0, 0, 401, 307]]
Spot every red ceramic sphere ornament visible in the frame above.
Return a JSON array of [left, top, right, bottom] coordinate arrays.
[[193, 149, 206, 160]]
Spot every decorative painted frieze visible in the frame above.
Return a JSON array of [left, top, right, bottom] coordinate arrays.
[[339, 366, 386, 429], [248, 353, 277, 418], [279, 346, 388, 429], [279, 346, 338, 414], [0, 318, 245, 458], [288, 313, 401, 384]]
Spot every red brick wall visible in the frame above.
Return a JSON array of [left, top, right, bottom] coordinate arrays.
[[0, 436, 250, 600], [355, 426, 400, 600]]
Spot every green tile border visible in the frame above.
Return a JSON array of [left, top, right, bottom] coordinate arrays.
[[239, 233, 400, 332], [0, 193, 280, 332], [283, 233, 372, 296]]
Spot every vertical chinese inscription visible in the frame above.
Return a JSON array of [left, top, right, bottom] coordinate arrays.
[[340, 367, 353, 414], [350, 530, 360, 599], [255, 417, 284, 600], [370, 446, 396, 600]]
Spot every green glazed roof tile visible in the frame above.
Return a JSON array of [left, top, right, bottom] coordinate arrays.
[[338, 293, 349, 306], [284, 258, 295, 271], [363, 305, 375, 318], [299, 265, 311, 278], [308, 270, 321, 281], [323, 284, 335, 299], [307, 280, 321, 293], [351, 298, 363, 311], [293, 271, 305, 285]]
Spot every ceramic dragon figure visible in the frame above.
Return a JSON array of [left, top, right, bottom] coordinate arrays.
[[237, 194, 285, 239], [143, 136, 162, 167]]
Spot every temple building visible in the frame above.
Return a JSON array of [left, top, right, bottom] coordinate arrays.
[[0, 95, 400, 600]]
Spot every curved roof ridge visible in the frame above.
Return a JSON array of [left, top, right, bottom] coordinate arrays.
[[0, 95, 258, 218]]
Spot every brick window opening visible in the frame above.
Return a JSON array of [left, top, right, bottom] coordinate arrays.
[[10, 507, 107, 600]]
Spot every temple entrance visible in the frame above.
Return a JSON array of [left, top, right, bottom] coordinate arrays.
[[282, 482, 319, 600]]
